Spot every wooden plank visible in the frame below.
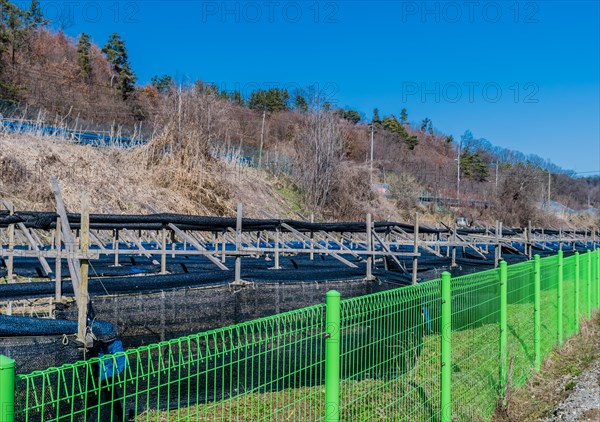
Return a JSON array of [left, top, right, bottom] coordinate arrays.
[[280, 223, 358, 268], [55, 217, 62, 301], [89, 230, 108, 253], [78, 193, 90, 346], [371, 230, 406, 272], [392, 227, 442, 257], [122, 228, 159, 263], [412, 212, 419, 284], [16, 223, 53, 276], [168, 223, 228, 270], [317, 231, 360, 258], [6, 202, 14, 282], [50, 177, 81, 298]]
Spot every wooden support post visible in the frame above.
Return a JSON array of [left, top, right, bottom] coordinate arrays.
[[451, 223, 457, 268], [494, 221, 500, 268], [559, 228, 563, 250], [274, 228, 281, 269], [6, 202, 14, 283], [168, 224, 228, 270], [78, 193, 90, 347], [366, 213, 373, 280], [55, 217, 62, 301], [113, 229, 120, 266], [50, 177, 81, 297], [310, 213, 315, 261], [527, 220, 532, 260], [160, 228, 167, 274], [15, 222, 52, 276], [234, 203, 243, 284], [221, 231, 226, 263], [412, 212, 419, 284]]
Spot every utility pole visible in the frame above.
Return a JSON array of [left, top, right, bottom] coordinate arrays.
[[369, 123, 374, 184], [258, 109, 266, 168], [495, 160, 499, 194], [456, 142, 461, 201], [547, 172, 551, 204]]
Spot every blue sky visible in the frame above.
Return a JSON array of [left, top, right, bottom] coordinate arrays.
[[37, 0, 599, 173]]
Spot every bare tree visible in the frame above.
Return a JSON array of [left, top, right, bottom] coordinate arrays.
[[293, 109, 345, 212]]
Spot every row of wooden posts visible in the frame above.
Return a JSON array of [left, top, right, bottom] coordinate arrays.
[[1, 180, 599, 346]]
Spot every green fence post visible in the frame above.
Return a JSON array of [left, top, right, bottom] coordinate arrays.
[[557, 250, 564, 345], [499, 261, 508, 396], [574, 252, 580, 333], [0, 355, 15, 422], [325, 290, 341, 422], [587, 250, 592, 318], [440, 271, 452, 422], [534, 255, 541, 371], [597, 250, 600, 309]]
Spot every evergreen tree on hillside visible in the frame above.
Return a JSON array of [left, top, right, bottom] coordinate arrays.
[[77, 33, 92, 81], [230, 90, 244, 106], [295, 94, 308, 112], [151, 74, 174, 93], [372, 108, 380, 124], [25, 0, 46, 29], [4, 2, 24, 66], [102, 32, 136, 99], [248, 88, 290, 112], [381, 115, 419, 150], [117, 62, 136, 99], [400, 108, 408, 124], [336, 108, 361, 124], [461, 147, 489, 181]]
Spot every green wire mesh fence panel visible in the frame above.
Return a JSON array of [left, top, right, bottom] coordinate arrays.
[[337, 280, 441, 421], [506, 261, 535, 387], [450, 268, 501, 421], [15, 305, 327, 422], [562, 256, 577, 339], [580, 253, 589, 320], [593, 251, 600, 309], [539, 255, 559, 360]]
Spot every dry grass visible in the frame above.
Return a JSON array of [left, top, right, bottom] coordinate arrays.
[[0, 131, 408, 222], [494, 311, 600, 422], [0, 131, 302, 218]]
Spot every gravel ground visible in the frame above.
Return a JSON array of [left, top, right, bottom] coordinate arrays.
[[544, 357, 600, 421]]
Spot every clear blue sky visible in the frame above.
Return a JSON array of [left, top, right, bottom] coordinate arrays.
[[39, 0, 600, 174]]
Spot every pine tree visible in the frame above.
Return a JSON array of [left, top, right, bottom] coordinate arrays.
[[77, 33, 92, 81], [382, 115, 419, 150], [248, 88, 290, 112], [230, 90, 244, 106], [117, 62, 136, 99], [372, 108, 380, 124], [295, 94, 308, 112], [400, 108, 408, 124], [151, 74, 174, 93], [25, 0, 46, 29], [102, 32, 137, 99]]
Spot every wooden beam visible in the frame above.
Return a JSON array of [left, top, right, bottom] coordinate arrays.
[[167, 223, 228, 270], [16, 223, 53, 276], [49, 177, 81, 298], [55, 217, 62, 301], [280, 223, 358, 268], [78, 193, 90, 347]]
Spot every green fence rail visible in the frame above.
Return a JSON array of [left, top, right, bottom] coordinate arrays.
[[2, 250, 600, 421]]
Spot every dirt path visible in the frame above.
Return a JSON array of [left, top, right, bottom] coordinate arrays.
[[542, 356, 600, 421]]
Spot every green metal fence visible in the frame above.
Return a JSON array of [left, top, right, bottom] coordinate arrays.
[[1, 250, 599, 422]]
